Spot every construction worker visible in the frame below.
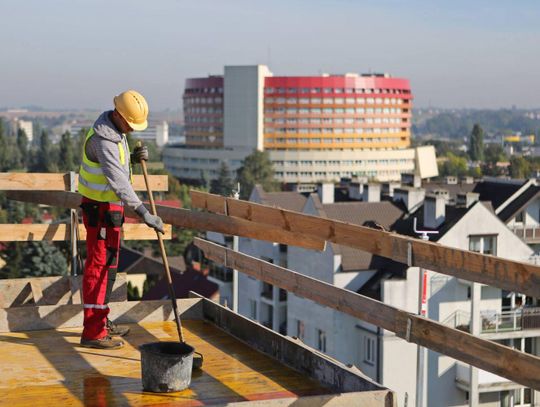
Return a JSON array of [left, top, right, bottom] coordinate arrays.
[[78, 90, 164, 349]]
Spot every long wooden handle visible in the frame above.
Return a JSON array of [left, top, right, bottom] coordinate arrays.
[[137, 142, 185, 343]]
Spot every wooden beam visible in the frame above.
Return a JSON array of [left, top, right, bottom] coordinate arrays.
[[6, 190, 326, 251], [194, 237, 540, 391], [155, 205, 326, 251], [191, 190, 540, 298], [0, 273, 126, 308], [0, 173, 168, 191], [0, 298, 203, 332], [6, 190, 82, 209], [0, 224, 172, 241], [192, 292, 387, 394]]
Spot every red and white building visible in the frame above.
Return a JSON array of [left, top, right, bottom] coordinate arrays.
[[164, 65, 437, 183]]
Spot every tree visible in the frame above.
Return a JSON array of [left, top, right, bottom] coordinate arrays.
[[469, 124, 485, 162], [439, 152, 468, 177], [16, 128, 29, 168], [31, 129, 58, 172], [1, 242, 68, 279], [0, 119, 18, 171], [509, 156, 531, 179], [210, 162, 235, 197], [199, 170, 210, 190], [74, 128, 87, 165], [237, 150, 278, 199], [484, 143, 506, 165], [0, 124, 8, 171], [58, 131, 76, 171]]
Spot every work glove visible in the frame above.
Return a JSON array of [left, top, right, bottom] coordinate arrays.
[[143, 212, 164, 234], [131, 145, 148, 163]]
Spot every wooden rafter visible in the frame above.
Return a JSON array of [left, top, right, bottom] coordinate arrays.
[[0, 224, 172, 241], [6, 190, 326, 251], [0, 173, 168, 191], [190, 190, 540, 298], [194, 237, 540, 391]]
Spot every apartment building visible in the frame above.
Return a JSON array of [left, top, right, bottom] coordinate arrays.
[[229, 182, 540, 407]]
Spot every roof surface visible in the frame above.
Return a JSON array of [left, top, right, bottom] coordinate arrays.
[[255, 186, 308, 212], [319, 199, 406, 272], [392, 202, 473, 241], [0, 321, 330, 405], [472, 179, 527, 210], [497, 185, 540, 222], [422, 181, 477, 200]]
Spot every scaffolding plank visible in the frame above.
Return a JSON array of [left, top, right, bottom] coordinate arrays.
[[0, 223, 172, 241], [7, 191, 326, 251], [194, 237, 540, 391], [0, 173, 168, 191], [191, 191, 540, 298]]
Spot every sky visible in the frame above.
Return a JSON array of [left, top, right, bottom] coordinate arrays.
[[1, 0, 540, 111]]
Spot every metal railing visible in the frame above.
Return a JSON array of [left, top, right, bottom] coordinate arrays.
[[511, 225, 540, 243], [445, 307, 540, 333]]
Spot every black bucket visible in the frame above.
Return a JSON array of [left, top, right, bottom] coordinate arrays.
[[139, 341, 194, 392]]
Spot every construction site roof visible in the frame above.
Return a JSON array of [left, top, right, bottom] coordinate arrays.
[[0, 288, 391, 406]]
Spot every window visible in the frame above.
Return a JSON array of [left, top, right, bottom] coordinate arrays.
[[297, 320, 305, 340], [249, 299, 257, 320], [317, 329, 327, 352], [469, 235, 497, 255], [364, 336, 375, 365], [515, 211, 524, 223]]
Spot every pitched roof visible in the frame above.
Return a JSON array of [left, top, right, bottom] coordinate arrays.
[[142, 267, 219, 300], [255, 185, 307, 212], [497, 185, 540, 223], [422, 181, 477, 201], [472, 179, 527, 210], [118, 246, 219, 300], [392, 202, 473, 241], [314, 199, 407, 272]]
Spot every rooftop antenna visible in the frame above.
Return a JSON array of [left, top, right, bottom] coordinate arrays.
[[413, 217, 439, 241]]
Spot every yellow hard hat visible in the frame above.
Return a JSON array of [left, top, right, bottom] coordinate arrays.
[[113, 90, 149, 131]]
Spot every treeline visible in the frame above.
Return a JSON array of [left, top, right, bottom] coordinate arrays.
[[0, 118, 162, 279], [0, 118, 86, 278], [0, 120, 83, 173], [414, 109, 540, 139], [421, 123, 540, 179]]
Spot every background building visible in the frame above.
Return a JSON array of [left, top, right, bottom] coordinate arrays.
[[9, 118, 33, 143], [163, 65, 438, 183], [227, 182, 540, 407], [70, 120, 169, 146]]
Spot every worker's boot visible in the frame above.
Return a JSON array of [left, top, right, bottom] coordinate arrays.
[[106, 318, 130, 337], [80, 335, 124, 349]]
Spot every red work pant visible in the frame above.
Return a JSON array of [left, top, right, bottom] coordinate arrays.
[[81, 198, 124, 340]]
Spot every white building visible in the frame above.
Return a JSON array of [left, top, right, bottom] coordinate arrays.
[[10, 119, 33, 143], [232, 183, 540, 407], [70, 120, 169, 147]]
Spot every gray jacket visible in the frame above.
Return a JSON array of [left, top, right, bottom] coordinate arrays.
[[85, 111, 148, 217]]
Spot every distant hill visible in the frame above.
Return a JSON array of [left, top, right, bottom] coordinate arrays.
[[413, 109, 540, 140]]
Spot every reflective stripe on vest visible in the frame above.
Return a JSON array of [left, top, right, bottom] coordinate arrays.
[[78, 128, 132, 202]]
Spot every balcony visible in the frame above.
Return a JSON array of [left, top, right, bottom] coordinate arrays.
[[456, 362, 521, 392], [445, 307, 540, 334], [511, 225, 540, 243]]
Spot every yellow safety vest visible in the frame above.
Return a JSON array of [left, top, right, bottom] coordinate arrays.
[[78, 128, 132, 202]]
